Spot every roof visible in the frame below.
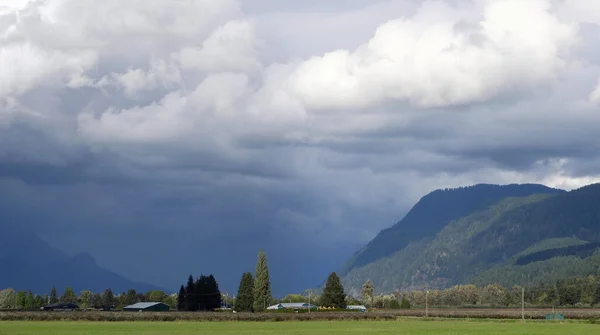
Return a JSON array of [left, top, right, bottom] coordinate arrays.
[[280, 303, 315, 308], [347, 305, 367, 309], [123, 302, 167, 309], [267, 303, 317, 309]]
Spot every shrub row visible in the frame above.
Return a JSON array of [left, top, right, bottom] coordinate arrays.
[[0, 311, 396, 322], [2, 309, 600, 322]]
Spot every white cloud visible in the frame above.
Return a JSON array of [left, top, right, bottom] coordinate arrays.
[[589, 79, 600, 104], [285, 0, 577, 109], [175, 20, 260, 73], [0, 43, 97, 98]]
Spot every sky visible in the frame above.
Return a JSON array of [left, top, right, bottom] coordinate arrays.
[[1, 0, 600, 295]]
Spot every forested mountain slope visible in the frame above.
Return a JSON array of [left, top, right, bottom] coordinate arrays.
[[340, 184, 600, 295], [340, 184, 564, 276]]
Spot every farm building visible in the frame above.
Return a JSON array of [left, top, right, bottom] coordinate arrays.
[[41, 302, 79, 311], [346, 305, 367, 312], [266, 303, 318, 310], [123, 302, 170, 312]]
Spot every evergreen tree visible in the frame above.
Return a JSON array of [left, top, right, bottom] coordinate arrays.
[[60, 286, 77, 303], [235, 272, 254, 312], [92, 293, 103, 309], [361, 280, 374, 307], [25, 291, 34, 309], [49, 287, 58, 304], [196, 275, 208, 310], [185, 275, 197, 311], [321, 272, 346, 309], [117, 292, 127, 310], [102, 289, 115, 309], [177, 285, 186, 311], [253, 250, 272, 311], [33, 295, 44, 309], [125, 289, 137, 306], [207, 275, 221, 310]]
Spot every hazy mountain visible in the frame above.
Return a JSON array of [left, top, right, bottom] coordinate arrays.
[[0, 226, 166, 294], [337, 183, 600, 294]]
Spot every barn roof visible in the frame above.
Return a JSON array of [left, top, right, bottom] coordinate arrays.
[[123, 302, 165, 309]]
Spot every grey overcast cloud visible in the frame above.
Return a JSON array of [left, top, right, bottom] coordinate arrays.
[[1, 0, 600, 294]]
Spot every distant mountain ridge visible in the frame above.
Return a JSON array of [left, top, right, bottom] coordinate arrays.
[[336, 183, 600, 295], [340, 183, 565, 275], [0, 226, 166, 294]]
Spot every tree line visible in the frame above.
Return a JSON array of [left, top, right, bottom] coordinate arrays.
[[0, 286, 177, 310], [352, 275, 600, 308]]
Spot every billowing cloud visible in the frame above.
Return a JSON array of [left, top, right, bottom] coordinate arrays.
[[1, 0, 600, 294]]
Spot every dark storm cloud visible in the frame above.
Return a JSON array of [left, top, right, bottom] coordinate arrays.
[[2, 0, 600, 295]]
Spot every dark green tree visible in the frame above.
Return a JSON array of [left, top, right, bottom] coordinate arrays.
[[146, 291, 167, 303], [60, 286, 77, 303], [125, 289, 137, 306], [195, 274, 221, 311], [92, 293, 103, 309], [253, 250, 272, 311], [117, 292, 127, 310], [206, 275, 221, 310], [25, 291, 34, 309], [16, 291, 26, 309], [49, 287, 58, 304], [102, 289, 115, 309], [177, 285, 186, 311], [196, 275, 207, 310], [185, 275, 197, 311], [235, 272, 254, 312], [33, 295, 44, 309], [321, 272, 346, 309], [389, 298, 401, 309]]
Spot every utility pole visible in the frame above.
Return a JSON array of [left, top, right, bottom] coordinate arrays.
[[521, 287, 525, 321], [426, 291, 429, 318], [308, 292, 311, 313]]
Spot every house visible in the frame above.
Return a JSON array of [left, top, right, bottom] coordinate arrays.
[[41, 302, 79, 311], [266, 303, 318, 310], [346, 305, 367, 312], [123, 302, 170, 312]]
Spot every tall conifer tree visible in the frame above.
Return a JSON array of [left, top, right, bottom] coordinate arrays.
[[177, 285, 186, 311], [185, 275, 197, 311], [253, 250, 271, 311], [207, 275, 221, 310], [321, 272, 346, 309], [49, 287, 58, 304], [235, 272, 254, 312]]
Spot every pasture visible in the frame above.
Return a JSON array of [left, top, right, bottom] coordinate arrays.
[[1, 320, 600, 335]]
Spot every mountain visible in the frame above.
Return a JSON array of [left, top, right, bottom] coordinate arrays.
[[337, 183, 600, 295], [0, 226, 166, 294], [340, 184, 565, 275]]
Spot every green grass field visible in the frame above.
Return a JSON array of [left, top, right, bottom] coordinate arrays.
[[1, 320, 599, 335]]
